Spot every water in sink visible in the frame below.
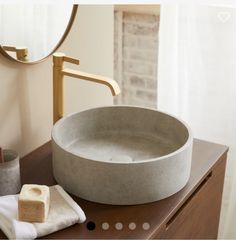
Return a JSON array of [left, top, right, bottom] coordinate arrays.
[[67, 133, 178, 163]]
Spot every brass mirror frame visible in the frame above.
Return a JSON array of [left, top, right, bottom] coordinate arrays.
[[0, 4, 78, 64]]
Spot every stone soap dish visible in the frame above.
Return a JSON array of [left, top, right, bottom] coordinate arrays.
[[52, 106, 193, 205]]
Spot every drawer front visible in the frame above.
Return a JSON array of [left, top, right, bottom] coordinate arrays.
[[155, 157, 226, 239]]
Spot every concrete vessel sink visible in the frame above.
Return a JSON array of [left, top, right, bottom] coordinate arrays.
[[52, 106, 193, 205]]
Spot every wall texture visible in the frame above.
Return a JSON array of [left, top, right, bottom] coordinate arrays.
[[114, 10, 159, 108], [0, 5, 114, 157]]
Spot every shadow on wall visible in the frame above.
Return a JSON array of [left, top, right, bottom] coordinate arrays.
[[17, 68, 34, 155], [0, 55, 20, 153], [0, 54, 52, 157], [0, 56, 33, 155]]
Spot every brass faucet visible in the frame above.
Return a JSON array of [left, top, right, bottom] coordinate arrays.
[[53, 52, 121, 124], [2, 45, 28, 61]]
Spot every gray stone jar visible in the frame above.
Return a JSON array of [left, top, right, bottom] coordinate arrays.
[[0, 150, 21, 196]]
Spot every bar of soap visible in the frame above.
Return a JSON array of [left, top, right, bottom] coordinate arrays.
[[18, 184, 50, 223]]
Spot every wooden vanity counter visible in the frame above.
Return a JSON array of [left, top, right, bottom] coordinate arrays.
[[0, 139, 228, 239]]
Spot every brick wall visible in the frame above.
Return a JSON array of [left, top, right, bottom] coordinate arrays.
[[114, 11, 159, 108]]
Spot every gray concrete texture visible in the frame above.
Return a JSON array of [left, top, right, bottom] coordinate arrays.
[[52, 106, 193, 205]]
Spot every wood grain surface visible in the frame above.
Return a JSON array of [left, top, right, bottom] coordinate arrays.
[[0, 139, 228, 239]]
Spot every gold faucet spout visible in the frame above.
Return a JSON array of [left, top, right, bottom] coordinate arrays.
[[53, 52, 120, 124], [62, 68, 121, 96]]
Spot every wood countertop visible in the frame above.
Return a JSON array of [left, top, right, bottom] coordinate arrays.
[[0, 139, 228, 239]]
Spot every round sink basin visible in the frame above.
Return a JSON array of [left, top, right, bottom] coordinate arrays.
[[52, 106, 193, 205]]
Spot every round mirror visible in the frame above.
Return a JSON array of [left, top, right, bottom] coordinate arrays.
[[0, 4, 78, 64]]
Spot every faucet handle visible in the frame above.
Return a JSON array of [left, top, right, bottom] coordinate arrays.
[[53, 52, 80, 66], [63, 56, 80, 65]]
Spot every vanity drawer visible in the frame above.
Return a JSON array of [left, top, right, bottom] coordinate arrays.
[[154, 157, 226, 239]]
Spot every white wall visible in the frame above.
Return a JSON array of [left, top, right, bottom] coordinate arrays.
[[0, 5, 114, 157]]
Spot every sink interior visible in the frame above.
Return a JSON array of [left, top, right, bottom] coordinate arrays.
[[53, 106, 189, 163], [68, 133, 179, 163]]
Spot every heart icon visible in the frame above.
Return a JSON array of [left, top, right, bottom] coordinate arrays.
[[217, 11, 231, 23]]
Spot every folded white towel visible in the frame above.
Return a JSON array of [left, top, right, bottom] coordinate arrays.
[[0, 185, 86, 239]]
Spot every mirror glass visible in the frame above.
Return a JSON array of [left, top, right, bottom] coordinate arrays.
[[0, 4, 77, 63]]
